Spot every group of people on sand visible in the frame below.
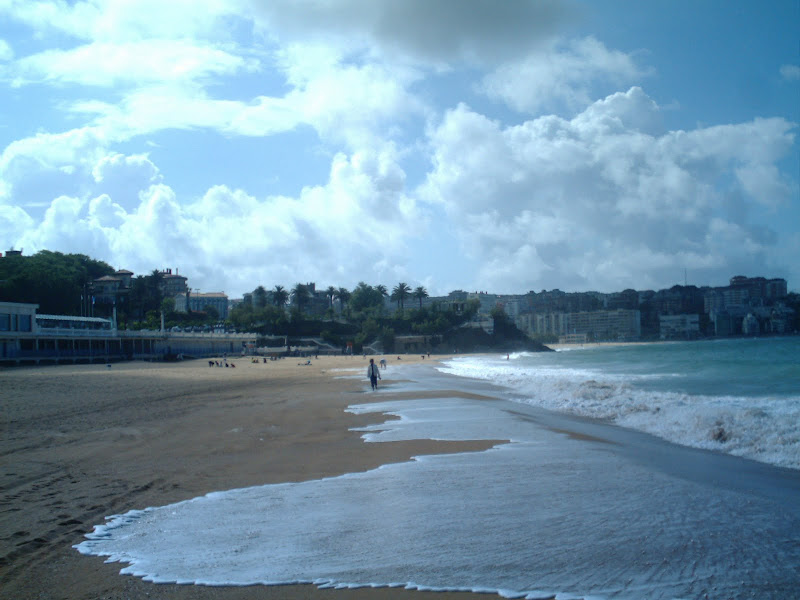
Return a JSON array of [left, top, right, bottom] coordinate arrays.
[[208, 359, 235, 368]]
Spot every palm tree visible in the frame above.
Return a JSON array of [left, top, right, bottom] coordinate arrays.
[[292, 283, 311, 312], [413, 285, 429, 309], [326, 285, 337, 309], [336, 286, 351, 311], [272, 285, 289, 307], [391, 282, 411, 310], [252, 285, 268, 308], [376, 284, 389, 310]]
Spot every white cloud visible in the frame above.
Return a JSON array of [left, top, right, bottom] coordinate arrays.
[[780, 64, 800, 82], [1, 0, 244, 43], [1, 1, 796, 296], [289, 62, 427, 147], [20, 194, 112, 259], [9, 145, 426, 295], [12, 40, 258, 87], [0, 38, 13, 61], [87, 193, 126, 229], [91, 152, 162, 211], [482, 37, 646, 114], [71, 85, 251, 140], [0, 127, 107, 172], [419, 88, 796, 292], [0, 202, 34, 242], [735, 163, 792, 208], [0, 127, 108, 210]]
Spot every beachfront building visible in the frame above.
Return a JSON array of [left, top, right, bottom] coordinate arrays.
[[532, 309, 641, 342], [0, 301, 256, 365], [92, 275, 124, 302], [0, 302, 37, 360], [174, 291, 229, 319], [659, 314, 700, 340], [89, 269, 134, 316], [159, 268, 188, 297]]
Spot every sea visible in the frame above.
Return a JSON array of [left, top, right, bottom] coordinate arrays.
[[76, 337, 800, 599], [440, 337, 800, 470]]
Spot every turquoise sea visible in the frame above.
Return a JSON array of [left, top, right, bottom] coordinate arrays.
[[440, 336, 800, 469], [77, 338, 800, 599]]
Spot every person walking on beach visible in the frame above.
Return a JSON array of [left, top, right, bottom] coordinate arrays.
[[367, 358, 381, 390]]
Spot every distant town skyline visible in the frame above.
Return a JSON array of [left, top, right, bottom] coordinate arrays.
[[1, 1, 798, 297]]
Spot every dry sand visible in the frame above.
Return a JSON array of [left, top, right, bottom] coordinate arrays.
[[1, 354, 503, 600]]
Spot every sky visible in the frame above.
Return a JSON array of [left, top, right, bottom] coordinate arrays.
[[1, 0, 798, 298]]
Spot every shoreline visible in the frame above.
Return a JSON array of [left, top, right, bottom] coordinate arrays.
[[1, 354, 506, 600]]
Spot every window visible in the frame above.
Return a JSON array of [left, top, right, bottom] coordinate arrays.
[[18, 314, 32, 332]]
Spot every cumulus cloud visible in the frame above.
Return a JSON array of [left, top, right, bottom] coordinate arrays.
[[23, 194, 113, 259], [0, 127, 107, 172], [0, 127, 108, 211], [13, 145, 426, 295], [0, 202, 34, 243], [1, 1, 796, 296], [419, 88, 796, 292], [482, 37, 647, 114], [91, 153, 162, 211]]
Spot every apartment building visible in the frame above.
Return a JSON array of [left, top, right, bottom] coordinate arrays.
[[530, 309, 641, 341], [659, 314, 700, 340], [174, 292, 229, 319]]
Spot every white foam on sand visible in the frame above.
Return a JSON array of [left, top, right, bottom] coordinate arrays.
[[76, 395, 800, 599]]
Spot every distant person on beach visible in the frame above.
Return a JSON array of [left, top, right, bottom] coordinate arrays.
[[379, 358, 387, 369], [367, 358, 381, 390]]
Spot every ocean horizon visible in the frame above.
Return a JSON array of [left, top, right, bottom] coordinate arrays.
[[77, 339, 800, 599]]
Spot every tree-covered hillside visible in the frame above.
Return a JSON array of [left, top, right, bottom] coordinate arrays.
[[0, 250, 114, 315], [1, 252, 551, 354]]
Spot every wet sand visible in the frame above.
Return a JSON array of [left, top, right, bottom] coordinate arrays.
[[1, 355, 501, 600]]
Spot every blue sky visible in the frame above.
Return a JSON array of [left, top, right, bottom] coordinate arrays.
[[1, 0, 798, 298]]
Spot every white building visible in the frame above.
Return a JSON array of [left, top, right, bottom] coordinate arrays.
[[174, 292, 229, 319], [533, 309, 641, 341], [659, 314, 700, 340]]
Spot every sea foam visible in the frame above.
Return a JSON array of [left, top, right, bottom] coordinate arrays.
[[76, 394, 800, 599], [438, 348, 800, 470]]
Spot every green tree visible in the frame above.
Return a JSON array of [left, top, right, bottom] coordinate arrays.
[[161, 297, 175, 313], [349, 282, 384, 314], [126, 271, 163, 321], [336, 286, 351, 312], [490, 305, 510, 334], [253, 285, 268, 308], [413, 285, 428, 309], [326, 285, 337, 309], [272, 285, 289, 307], [391, 282, 411, 310], [379, 326, 395, 352], [0, 250, 114, 315], [291, 283, 311, 312], [147, 269, 164, 304]]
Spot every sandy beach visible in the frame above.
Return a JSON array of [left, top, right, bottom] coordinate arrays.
[[1, 355, 498, 600]]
